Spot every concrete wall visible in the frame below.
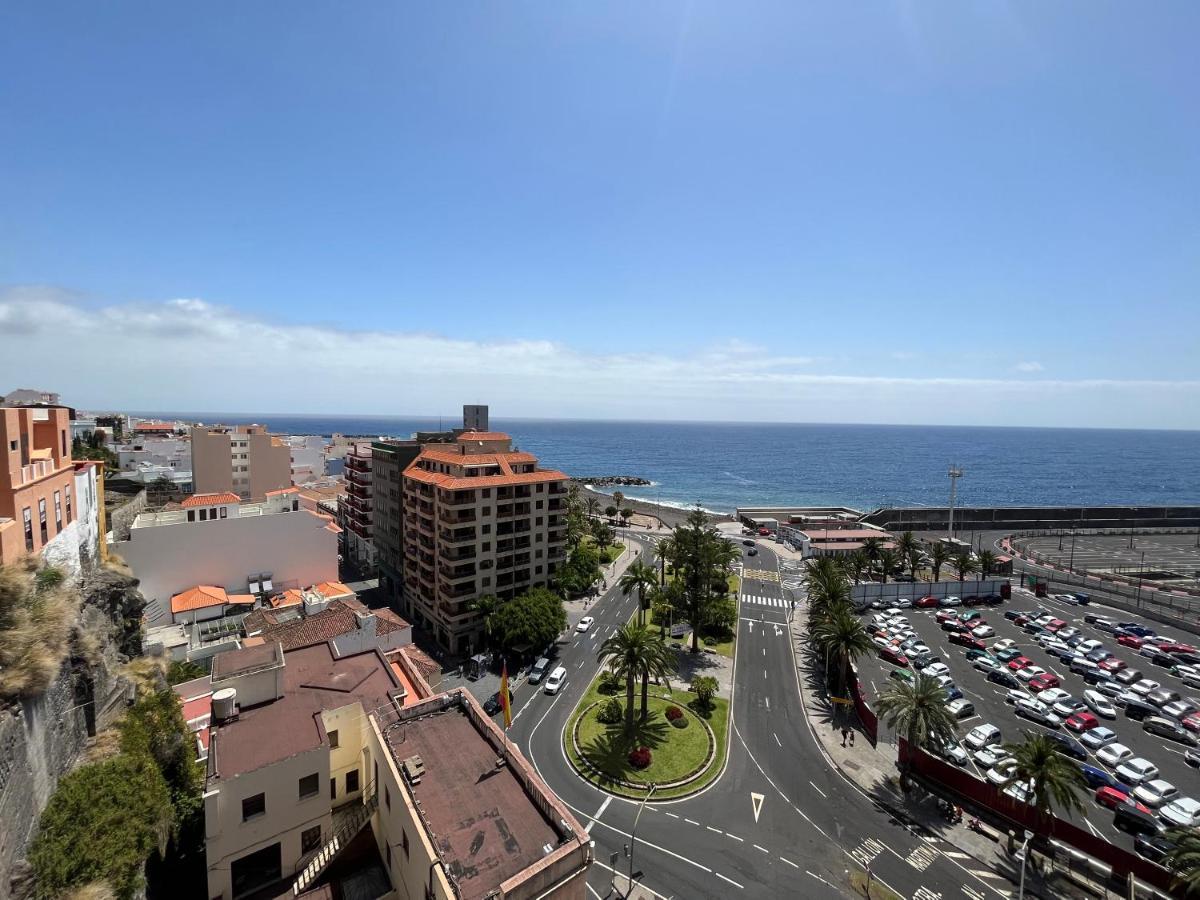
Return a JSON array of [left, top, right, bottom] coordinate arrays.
[[850, 578, 1011, 605], [248, 433, 292, 501], [862, 505, 1200, 532], [191, 428, 234, 496], [108, 489, 148, 543], [41, 465, 100, 580]]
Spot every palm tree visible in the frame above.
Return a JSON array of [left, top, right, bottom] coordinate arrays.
[[654, 534, 676, 586], [977, 549, 996, 579], [803, 558, 851, 622], [612, 490, 624, 510], [1000, 733, 1087, 830], [811, 603, 873, 699], [619, 560, 658, 626], [896, 531, 919, 564], [468, 594, 503, 649], [952, 550, 977, 582], [1162, 826, 1200, 896], [875, 673, 960, 786], [585, 496, 600, 519], [860, 537, 884, 579], [638, 633, 676, 721], [604, 504, 618, 522], [598, 624, 676, 730], [843, 550, 869, 585], [928, 542, 951, 582], [877, 548, 900, 584]]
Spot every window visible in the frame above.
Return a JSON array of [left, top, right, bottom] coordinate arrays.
[[536, 565, 543, 574], [482, 507, 490, 516], [482, 577, 491, 586], [8, 439, 15, 451], [23, 507, 33, 551], [220, 507, 228, 519], [328, 729, 339, 748], [346, 769, 359, 793], [54, 491, 62, 531], [65, 486, 72, 522], [536, 500, 543, 509], [187, 510, 196, 522], [199, 509, 208, 521], [61, 430, 67, 456], [38, 499, 47, 543], [209, 507, 216, 519], [482, 524, 490, 534], [330, 777, 336, 800], [482, 488, 490, 497], [373, 760, 378, 791], [386, 844, 391, 869], [536, 483, 544, 492], [298, 773, 319, 799], [301, 826, 321, 854], [482, 542, 490, 551], [241, 793, 266, 821], [536, 516, 542, 525]]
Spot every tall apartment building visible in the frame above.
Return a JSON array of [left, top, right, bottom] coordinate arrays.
[[462, 404, 488, 432], [341, 443, 375, 572], [0, 406, 77, 566], [401, 432, 569, 653], [191, 425, 292, 500]]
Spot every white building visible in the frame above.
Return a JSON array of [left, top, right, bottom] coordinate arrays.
[[41, 461, 102, 578], [288, 435, 328, 483], [117, 437, 190, 471], [112, 487, 340, 626]]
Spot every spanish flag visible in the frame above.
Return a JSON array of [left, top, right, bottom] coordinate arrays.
[[500, 661, 512, 730]]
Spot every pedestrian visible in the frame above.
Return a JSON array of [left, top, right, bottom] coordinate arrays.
[[849, 730, 856, 747], [841, 728, 847, 747]]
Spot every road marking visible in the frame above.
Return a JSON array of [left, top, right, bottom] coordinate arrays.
[[944, 850, 970, 859], [586, 884, 604, 900], [963, 887, 987, 900], [765, 696, 770, 710], [806, 870, 836, 887], [753, 843, 769, 854], [906, 844, 939, 872], [684, 818, 700, 826], [707, 825, 723, 834], [808, 781, 827, 798], [751, 791, 765, 823], [664, 811, 679, 819], [715, 872, 744, 889], [585, 796, 612, 832], [773, 732, 782, 747], [577, 660, 586, 669], [780, 856, 799, 868], [727, 833, 744, 842]]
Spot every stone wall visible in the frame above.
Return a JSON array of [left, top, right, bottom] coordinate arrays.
[[108, 488, 148, 543]]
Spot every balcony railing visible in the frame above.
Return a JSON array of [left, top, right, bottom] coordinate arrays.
[[438, 510, 476, 525]]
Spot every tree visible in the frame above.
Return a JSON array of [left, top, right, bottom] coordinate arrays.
[[843, 550, 868, 585], [620, 507, 633, 526], [612, 490, 625, 510], [905, 547, 924, 582], [1162, 826, 1200, 896], [811, 602, 873, 699], [469, 594, 503, 649], [952, 550, 977, 582], [598, 624, 671, 733], [604, 505, 618, 521], [690, 675, 718, 714], [585, 496, 600, 519], [619, 560, 658, 627], [29, 754, 174, 900], [654, 535, 676, 586], [877, 548, 900, 584], [875, 673, 960, 786], [860, 537, 884, 579], [928, 542, 951, 582], [977, 549, 996, 579], [489, 588, 566, 655], [896, 531, 919, 566], [671, 509, 739, 652], [166, 659, 206, 685], [803, 557, 851, 622], [121, 690, 204, 830], [1000, 733, 1087, 829]]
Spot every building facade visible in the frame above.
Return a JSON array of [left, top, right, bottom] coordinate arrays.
[[462, 404, 489, 432], [340, 443, 375, 573], [191, 425, 292, 500], [0, 406, 77, 566], [400, 432, 569, 653]]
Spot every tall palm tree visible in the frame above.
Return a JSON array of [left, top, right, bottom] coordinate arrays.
[[585, 496, 600, 519], [860, 537, 884, 579], [905, 547, 924, 582], [468, 594, 503, 650], [1162, 826, 1200, 896], [843, 550, 869, 585], [619, 560, 658, 626], [598, 624, 676, 730], [655, 535, 676, 586], [896, 531, 919, 564], [877, 548, 900, 584], [1000, 733, 1087, 830], [803, 558, 851, 622], [811, 602, 873, 698], [977, 549, 996, 579], [612, 490, 625, 510], [928, 543, 951, 582], [952, 550, 977, 583], [875, 673, 960, 785], [638, 633, 676, 721]]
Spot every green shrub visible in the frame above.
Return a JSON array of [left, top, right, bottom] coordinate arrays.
[[689, 675, 718, 716], [598, 670, 622, 695], [166, 659, 207, 685], [597, 698, 623, 725]]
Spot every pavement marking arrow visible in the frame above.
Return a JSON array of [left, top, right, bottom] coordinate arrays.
[[750, 791, 765, 823]]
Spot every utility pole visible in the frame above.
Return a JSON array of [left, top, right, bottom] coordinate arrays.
[[627, 783, 656, 895], [947, 465, 964, 541]]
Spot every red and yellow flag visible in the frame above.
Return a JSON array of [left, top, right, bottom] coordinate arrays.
[[500, 661, 512, 730]]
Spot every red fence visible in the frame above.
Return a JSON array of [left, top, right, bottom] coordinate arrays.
[[849, 669, 878, 746], [899, 740, 1181, 896]]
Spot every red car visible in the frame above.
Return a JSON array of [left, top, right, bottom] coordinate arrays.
[[879, 647, 909, 667], [1028, 673, 1061, 692], [1117, 635, 1144, 649], [1065, 712, 1099, 732], [1095, 786, 1151, 814], [1159, 642, 1196, 654], [949, 633, 986, 650], [1099, 657, 1127, 672], [1181, 713, 1200, 734], [936, 609, 958, 622], [1008, 655, 1034, 671], [1013, 614, 1030, 626], [916, 595, 940, 608], [1046, 619, 1067, 632]]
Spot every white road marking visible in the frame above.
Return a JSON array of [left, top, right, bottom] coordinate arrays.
[[586, 884, 604, 900], [665, 812, 679, 819], [684, 818, 700, 826], [773, 732, 782, 747], [707, 825, 723, 834], [808, 781, 827, 798], [727, 833, 744, 842], [715, 872, 744, 889], [765, 696, 770, 710], [585, 796, 612, 832], [753, 843, 769, 854], [780, 856, 800, 868]]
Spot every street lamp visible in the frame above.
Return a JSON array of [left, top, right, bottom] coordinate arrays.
[[1015, 829, 1034, 899], [1136, 550, 1146, 608], [627, 782, 656, 895]]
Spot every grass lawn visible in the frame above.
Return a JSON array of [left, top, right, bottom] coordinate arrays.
[[565, 674, 730, 800], [581, 534, 625, 565]]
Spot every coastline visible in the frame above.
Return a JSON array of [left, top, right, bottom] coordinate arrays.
[[578, 485, 733, 528]]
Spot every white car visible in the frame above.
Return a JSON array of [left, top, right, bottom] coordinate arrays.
[[934, 740, 970, 766], [1005, 688, 1029, 705], [1080, 726, 1118, 750], [992, 639, 1017, 653], [1097, 743, 1134, 767], [939, 596, 962, 607], [884, 607, 905, 616], [1083, 690, 1117, 719], [986, 759, 1018, 786], [1130, 679, 1161, 697], [923, 662, 951, 679], [1035, 614, 1056, 626], [543, 666, 568, 694], [1160, 797, 1200, 828], [1077, 639, 1104, 655], [892, 598, 913, 609], [1038, 687, 1071, 706], [1014, 698, 1061, 726], [973, 745, 1010, 769], [972, 656, 1000, 673], [1003, 780, 1033, 804], [965, 724, 1002, 750], [1016, 666, 1047, 682], [1057, 627, 1080, 641], [872, 635, 892, 650], [1133, 779, 1178, 809], [907, 643, 933, 658], [947, 698, 975, 719], [1115, 757, 1160, 786], [576, 616, 595, 633], [972, 625, 995, 639], [1052, 696, 1086, 718]]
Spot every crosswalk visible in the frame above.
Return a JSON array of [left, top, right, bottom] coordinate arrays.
[[741, 594, 792, 608]]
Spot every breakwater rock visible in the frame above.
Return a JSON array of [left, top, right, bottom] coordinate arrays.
[[571, 476, 652, 488]]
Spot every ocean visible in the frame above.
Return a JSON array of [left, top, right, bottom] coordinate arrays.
[[136, 414, 1200, 515]]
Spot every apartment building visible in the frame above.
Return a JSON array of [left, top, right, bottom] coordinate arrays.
[[462, 404, 489, 432], [288, 435, 327, 483], [401, 432, 569, 654], [341, 443, 375, 572], [191, 425, 292, 500], [0, 405, 77, 566], [189, 638, 589, 900], [0, 388, 61, 407], [112, 487, 339, 626]]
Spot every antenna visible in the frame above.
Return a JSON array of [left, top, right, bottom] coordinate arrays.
[[947, 465, 964, 540]]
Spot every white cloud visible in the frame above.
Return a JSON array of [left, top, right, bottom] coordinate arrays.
[[1, 287, 1197, 428], [1014, 361, 1044, 373]]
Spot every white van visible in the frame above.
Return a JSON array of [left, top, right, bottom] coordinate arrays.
[[544, 666, 568, 694]]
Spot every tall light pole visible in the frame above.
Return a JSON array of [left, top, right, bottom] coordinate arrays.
[[947, 466, 964, 541], [1135, 550, 1146, 608], [627, 782, 656, 895], [1016, 829, 1034, 899]]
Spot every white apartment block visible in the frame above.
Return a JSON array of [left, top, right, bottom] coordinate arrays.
[[288, 435, 328, 483], [111, 488, 339, 626]]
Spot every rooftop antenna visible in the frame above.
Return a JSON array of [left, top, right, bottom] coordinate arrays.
[[947, 465, 964, 540]]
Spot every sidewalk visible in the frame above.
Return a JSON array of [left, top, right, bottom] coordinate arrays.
[[789, 607, 1107, 900]]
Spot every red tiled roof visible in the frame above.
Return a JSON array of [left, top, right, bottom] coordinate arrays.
[[417, 449, 537, 467], [171, 585, 228, 613], [271, 589, 305, 609], [134, 422, 175, 432], [312, 581, 354, 599], [404, 465, 568, 490], [181, 492, 241, 508], [265, 486, 300, 496], [456, 432, 511, 442], [244, 598, 409, 652]]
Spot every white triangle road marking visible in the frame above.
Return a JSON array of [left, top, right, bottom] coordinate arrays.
[[751, 791, 765, 823]]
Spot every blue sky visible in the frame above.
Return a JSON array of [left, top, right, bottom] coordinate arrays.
[[2, 3, 1198, 426]]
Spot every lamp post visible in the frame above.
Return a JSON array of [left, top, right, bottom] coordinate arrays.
[[1016, 829, 1034, 899], [1135, 551, 1146, 608], [627, 782, 656, 895]]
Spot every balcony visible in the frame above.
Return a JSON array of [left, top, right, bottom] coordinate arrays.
[[548, 530, 566, 544], [440, 546, 476, 563], [549, 484, 568, 495], [438, 581, 475, 599], [439, 527, 476, 546], [439, 510, 476, 526], [439, 564, 476, 582], [439, 490, 476, 507]]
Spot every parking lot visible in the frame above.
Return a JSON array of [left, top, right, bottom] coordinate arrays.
[[855, 587, 1200, 855], [1021, 531, 1200, 578]]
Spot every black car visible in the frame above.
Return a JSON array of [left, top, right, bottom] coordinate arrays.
[[988, 669, 1021, 689], [1173, 651, 1200, 666], [1042, 731, 1087, 761], [483, 688, 514, 715], [1115, 668, 1144, 685], [1151, 652, 1177, 669], [1134, 833, 1174, 863], [742, 539, 755, 546], [1066, 633, 1087, 648], [1082, 670, 1115, 686], [1143, 716, 1199, 746], [747, 547, 758, 556], [983, 594, 1002, 606], [940, 620, 968, 633], [1004, 610, 1023, 622], [1096, 620, 1120, 634]]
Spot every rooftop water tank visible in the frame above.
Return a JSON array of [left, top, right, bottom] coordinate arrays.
[[212, 687, 238, 721]]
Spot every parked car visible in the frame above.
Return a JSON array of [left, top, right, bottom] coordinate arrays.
[[950, 633, 986, 650], [1014, 699, 1061, 729], [1118, 634, 1144, 649], [939, 595, 962, 607], [1083, 690, 1117, 719], [973, 745, 1010, 769], [965, 723, 1002, 750], [1117, 805, 1165, 838], [1095, 786, 1143, 811], [1159, 797, 1200, 828], [923, 662, 950, 679], [985, 759, 1018, 786], [1043, 731, 1087, 761], [1146, 687, 1182, 707], [1133, 779, 1178, 809], [972, 625, 996, 639], [1130, 679, 1161, 697], [1080, 726, 1119, 751], [947, 698, 976, 719], [1007, 655, 1034, 671], [1029, 673, 1061, 692], [941, 620, 969, 634], [1016, 666, 1048, 682], [1115, 668, 1144, 685], [1065, 711, 1099, 733], [988, 669, 1021, 689], [972, 656, 1001, 673], [1144, 716, 1198, 746], [879, 647, 910, 667], [996, 648, 1024, 663], [1052, 697, 1087, 718], [1115, 757, 1160, 786], [1123, 698, 1160, 722], [930, 738, 970, 766], [915, 594, 939, 608], [1097, 743, 1135, 767]]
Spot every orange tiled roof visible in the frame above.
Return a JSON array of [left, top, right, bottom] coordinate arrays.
[[265, 486, 300, 496], [313, 581, 354, 599], [181, 492, 241, 508], [171, 585, 228, 613], [416, 449, 537, 468], [134, 422, 176, 432], [404, 467, 568, 490], [271, 589, 305, 609], [456, 432, 511, 442]]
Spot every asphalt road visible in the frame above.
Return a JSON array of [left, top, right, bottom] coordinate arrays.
[[854, 587, 1200, 852], [496, 534, 1026, 899]]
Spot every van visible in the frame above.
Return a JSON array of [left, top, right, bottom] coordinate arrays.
[[1114, 802, 1163, 837], [529, 657, 552, 684], [1123, 698, 1158, 722], [543, 666, 568, 694]]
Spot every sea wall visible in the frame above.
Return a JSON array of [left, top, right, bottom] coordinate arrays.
[[862, 505, 1200, 532]]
